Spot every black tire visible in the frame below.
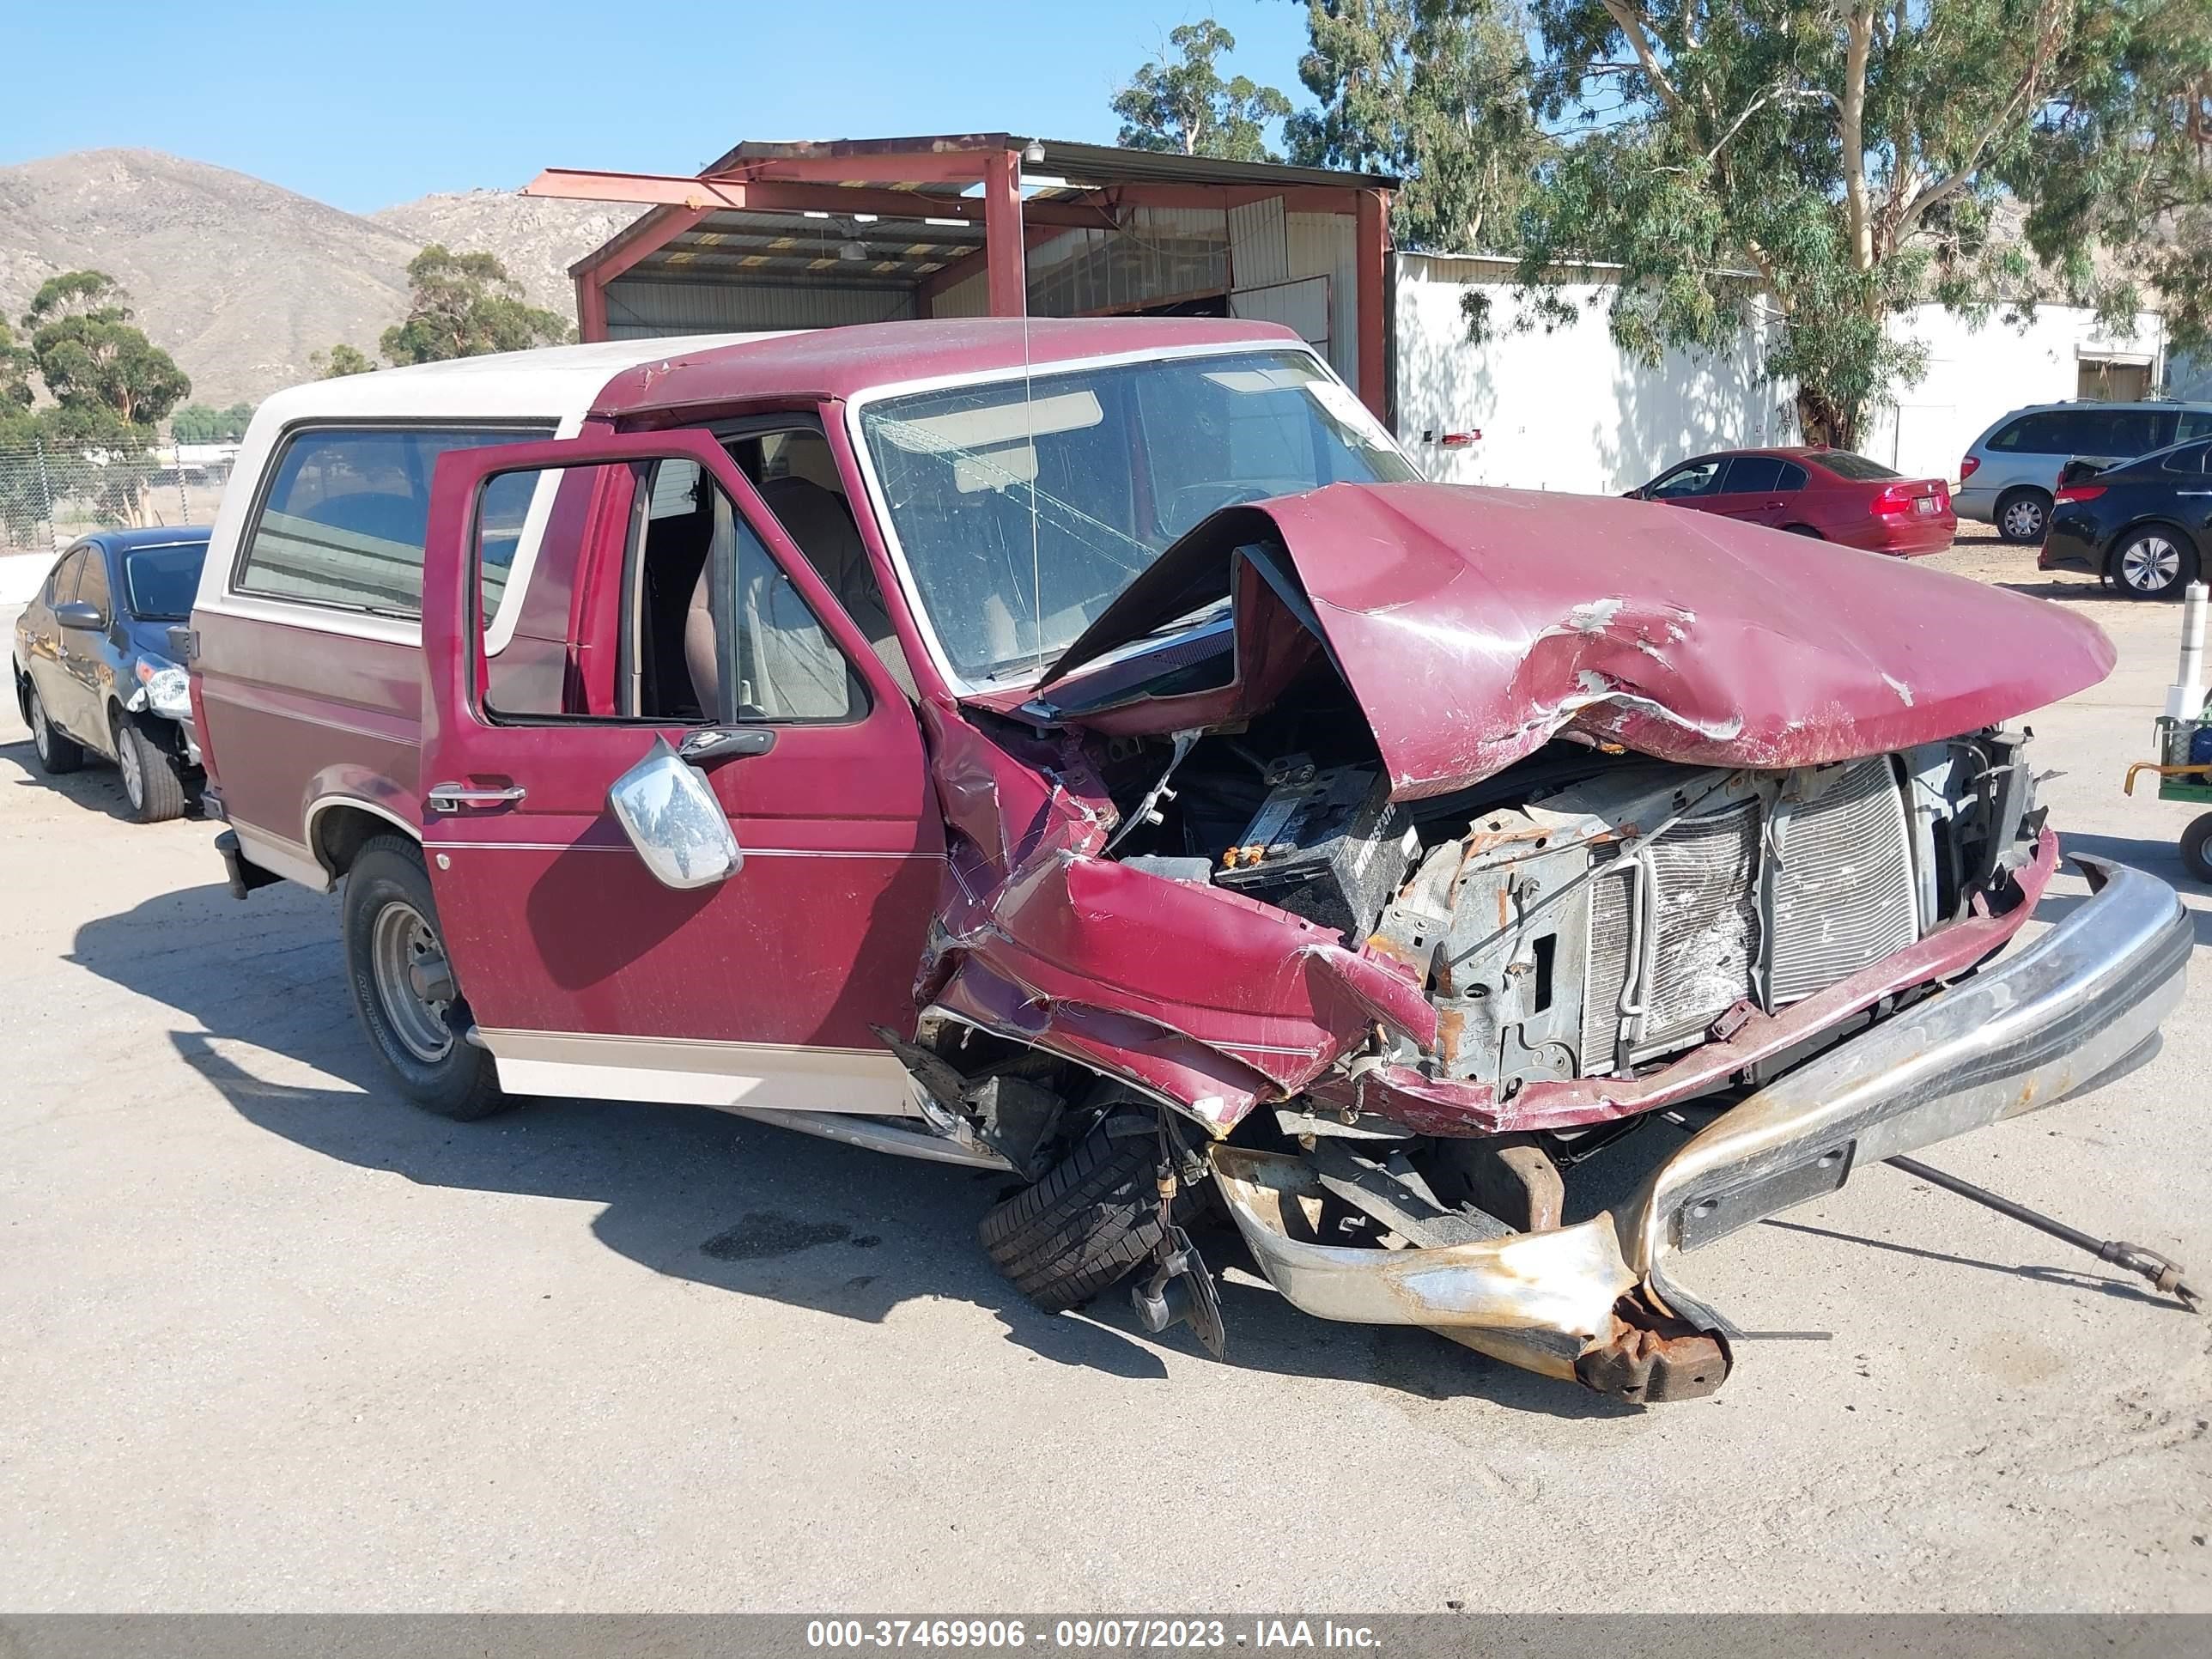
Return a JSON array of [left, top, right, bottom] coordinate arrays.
[[1996, 488, 2051, 544], [980, 1120, 1197, 1313], [2111, 525, 2198, 600], [342, 833, 508, 1121], [2182, 814, 2212, 884], [25, 684, 85, 775], [1782, 523, 1823, 538], [111, 708, 188, 823]]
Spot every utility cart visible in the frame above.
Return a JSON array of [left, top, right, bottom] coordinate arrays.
[[2124, 720, 2212, 882], [2127, 579, 2212, 883]]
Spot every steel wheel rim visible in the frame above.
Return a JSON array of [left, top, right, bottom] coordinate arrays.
[[116, 725, 143, 808], [2121, 536, 2181, 592], [370, 899, 455, 1062], [29, 696, 50, 763], [2003, 500, 2044, 538]]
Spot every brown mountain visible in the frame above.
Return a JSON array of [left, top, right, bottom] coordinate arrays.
[[0, 149, 635, 408]]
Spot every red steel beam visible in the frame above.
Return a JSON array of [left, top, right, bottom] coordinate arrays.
[[574, 271, 608, 342], [527, 168, 1115, 230], [1355, 188, 1390, 419], [982, 149, 1026, 318], [530, 169, 750, 210]]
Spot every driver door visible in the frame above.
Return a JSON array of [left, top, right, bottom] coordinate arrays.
[[416, 429, 943, 1114]]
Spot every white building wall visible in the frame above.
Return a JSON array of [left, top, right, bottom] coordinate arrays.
[[1865, 302, 2168, 482], [1391, 252, 1785, 493]]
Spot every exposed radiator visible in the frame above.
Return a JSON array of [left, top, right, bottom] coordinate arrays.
[[1578, 802, 1762, 1070], [1768, 757, 1918, 1003], [1581, 856, 1634, 1073], [1642, 800, 1763, 1046], [1577, 768, 1916, 1074]]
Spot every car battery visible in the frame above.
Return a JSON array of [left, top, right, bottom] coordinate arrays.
[[1213, 758, 1411, 939]]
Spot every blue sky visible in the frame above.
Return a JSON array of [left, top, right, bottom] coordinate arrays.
[[0, 1, 1314, 213]]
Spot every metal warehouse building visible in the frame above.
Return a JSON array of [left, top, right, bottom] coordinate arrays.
[[528, 133, 1395, 417]]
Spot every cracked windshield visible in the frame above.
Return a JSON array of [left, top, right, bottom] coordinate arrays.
[[859, 349, 1413, 684]]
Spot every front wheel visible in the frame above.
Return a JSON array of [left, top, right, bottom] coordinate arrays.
[[342, 834, 508, 1120], [2113, 527, 2197, 599], [981, 1121, 1195, 1313], [111, 708, 189, 823]]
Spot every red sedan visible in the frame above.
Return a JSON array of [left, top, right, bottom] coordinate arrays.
[[1629, 447, 1956, 556]]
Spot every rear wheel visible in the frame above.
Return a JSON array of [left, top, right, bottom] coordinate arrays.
[[342, 834, 507, 1120], [2112, 526, 2197, 599], [1781, 523, 1822, 538], [111, 708, 188, 823], [981, 1120, 1196, 1313], [26, 685, 84, 774], [2182, 814, 2212, 884], [1996, 489, 2051, 544]]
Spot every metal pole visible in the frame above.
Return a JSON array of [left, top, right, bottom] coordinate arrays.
[[34, 434, 56, 551], [1887, 1153, 2201, 1310]]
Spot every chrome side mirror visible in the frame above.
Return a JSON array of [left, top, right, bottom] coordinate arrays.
[[607, 737, 741, 890]]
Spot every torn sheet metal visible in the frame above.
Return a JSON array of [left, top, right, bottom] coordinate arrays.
[[916, 701, 1433, 1131], [1042, 483, 2116, 800]]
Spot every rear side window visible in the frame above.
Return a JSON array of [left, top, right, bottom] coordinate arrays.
[[1775, 462, 1808, 491], [1720, 455, 1787, 494], [1815, 451, 1901, 482], [1990, 413, 2068, 453], [235, 424, 552, 619], [43, 549, 85, 606], [2083, 408, 2167, 455]]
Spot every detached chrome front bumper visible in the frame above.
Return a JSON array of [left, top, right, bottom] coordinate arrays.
[[1213, 856, 2192, 1401]]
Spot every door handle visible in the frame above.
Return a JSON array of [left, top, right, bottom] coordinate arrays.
[[427, 781, 527, 812], [1765, 499, 1785, 508]]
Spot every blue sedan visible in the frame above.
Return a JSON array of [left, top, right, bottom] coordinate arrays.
[[10, 526, 210, 823]]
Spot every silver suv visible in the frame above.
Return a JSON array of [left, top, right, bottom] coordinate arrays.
[[1960, 400, 2212, 542]]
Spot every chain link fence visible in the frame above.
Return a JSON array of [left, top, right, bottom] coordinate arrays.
[[0, 437, 233, 558]]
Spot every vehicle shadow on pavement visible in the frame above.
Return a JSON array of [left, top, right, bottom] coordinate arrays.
[[1993, 576, 2126, 605], [2, 736, 205, 824], [67, 878, 1620, 1416]]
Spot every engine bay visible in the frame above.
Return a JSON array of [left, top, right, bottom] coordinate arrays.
[[1087, 669, 2039, 1098]]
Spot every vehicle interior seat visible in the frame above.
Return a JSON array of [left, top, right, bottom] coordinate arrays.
[[681, 493, 860, 723], [753, 475, 918, 700]]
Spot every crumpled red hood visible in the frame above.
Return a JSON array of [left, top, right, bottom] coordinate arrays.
[[1041, 482, 2116, 799]]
